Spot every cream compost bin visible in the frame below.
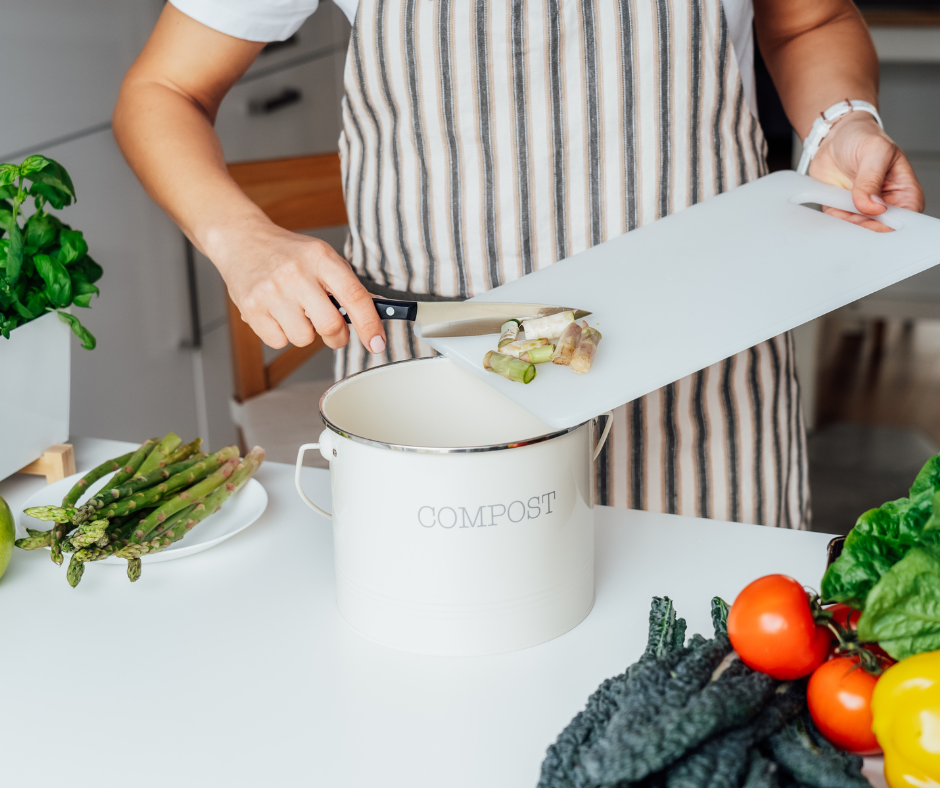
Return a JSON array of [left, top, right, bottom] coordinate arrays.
[[295, 357, 611, 656]]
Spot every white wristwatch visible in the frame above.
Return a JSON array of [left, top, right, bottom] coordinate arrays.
[[796, 99, 884, 175]]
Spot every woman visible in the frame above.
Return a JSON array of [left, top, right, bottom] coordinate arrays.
[[113, 0, 924, 529]]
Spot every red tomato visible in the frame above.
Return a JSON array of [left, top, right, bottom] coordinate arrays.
[[727, 574, 832, 680], [807, 656, 881, 754]]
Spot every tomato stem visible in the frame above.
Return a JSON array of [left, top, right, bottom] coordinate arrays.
[[809, 597, 888, 677]]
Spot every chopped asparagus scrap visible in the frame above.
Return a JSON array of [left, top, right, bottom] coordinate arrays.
[[523, 311, 575, 340], [501, 338, 549, 358], [497, 319, 521, 349], [552, 321, 583, 366], [483, 351, 536, 384], [520, 344, 555, 364], [571, 323, 602, 374]]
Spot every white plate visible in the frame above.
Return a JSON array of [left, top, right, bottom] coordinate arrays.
[[16, 469, 268, 565]]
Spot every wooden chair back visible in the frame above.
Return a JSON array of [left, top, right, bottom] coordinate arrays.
[[225, 152, 347, 402]]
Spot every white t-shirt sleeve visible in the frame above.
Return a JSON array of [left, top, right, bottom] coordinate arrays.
[[169, 0, 321, 42]]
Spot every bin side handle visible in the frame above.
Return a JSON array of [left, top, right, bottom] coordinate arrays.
[[295, 443, 333, 520]]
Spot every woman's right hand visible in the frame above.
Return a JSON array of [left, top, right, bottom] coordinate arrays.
[[209, 216, 387, 354]]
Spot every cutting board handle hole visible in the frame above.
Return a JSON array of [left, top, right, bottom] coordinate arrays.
[[795, 200, 898, 234]]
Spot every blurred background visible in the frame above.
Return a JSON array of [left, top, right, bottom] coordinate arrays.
[[1, 0, 938, 533]]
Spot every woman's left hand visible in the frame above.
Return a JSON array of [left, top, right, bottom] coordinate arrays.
[[808, 111, 925, 232]]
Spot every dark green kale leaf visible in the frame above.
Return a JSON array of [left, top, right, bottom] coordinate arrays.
[[538, 598, 689, 788], [765, 713, 867, 788], [742, 751, 781, 788], [581, 643, 780, 785], [664, 681, 804, 788]]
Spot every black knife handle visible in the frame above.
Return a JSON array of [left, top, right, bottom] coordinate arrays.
[[329, 295, 418, 324]]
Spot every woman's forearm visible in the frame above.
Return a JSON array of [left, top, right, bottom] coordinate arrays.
[[112, 4, 268, 259], [754, 0, 879, 139], [114, 81, 269, 257]]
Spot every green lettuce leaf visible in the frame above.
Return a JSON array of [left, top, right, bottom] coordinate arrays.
[[856, 546, 940, 660], [821, 524, 905, 608], [911, 454, 940, 498]]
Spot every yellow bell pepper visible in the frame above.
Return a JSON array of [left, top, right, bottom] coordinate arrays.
[[872, 650, 940, 787]]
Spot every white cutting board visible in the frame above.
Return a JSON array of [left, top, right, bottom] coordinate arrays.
[[421, 171, 940, 429]]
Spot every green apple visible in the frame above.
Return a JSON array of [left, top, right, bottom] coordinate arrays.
[[0, 495, 14, 580]]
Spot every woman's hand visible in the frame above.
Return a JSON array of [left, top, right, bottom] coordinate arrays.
[[208, 216, 387, 353], [808, 112, 925, 232]]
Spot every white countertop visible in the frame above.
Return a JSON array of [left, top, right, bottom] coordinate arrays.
[[0, 438, 875, 788]]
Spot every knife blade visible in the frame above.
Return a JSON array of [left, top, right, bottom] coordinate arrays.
[[329, 295, 590, 338]]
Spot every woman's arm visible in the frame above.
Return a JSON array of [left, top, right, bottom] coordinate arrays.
[[754, 0, 924, 228], [113, 4, 386, 353]]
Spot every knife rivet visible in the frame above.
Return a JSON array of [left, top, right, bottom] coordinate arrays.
[[386, 306, 395, 316], [339, 307, 347, 316]]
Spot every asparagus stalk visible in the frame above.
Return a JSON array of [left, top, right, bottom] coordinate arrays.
[[77, 454, 207, 517], [127, 457, 241, 544], [571, 324, 602, 374], [66, 554, 85, 587], [24, 505, 78, 523], [61, 452, 134, 507], [164, 439, 202, 466], [552, 321, 583, 365], [123, 447, 264, 554], [79, 447, 239, 522], [497, 319, 521, 349], [522, 311, 575, 340], [15, 529, 52, 550], [68, 449, 264, 586], [136, 433, 183, 477], [483, 351, 536, 384], [519, 344, 555, 364], [69, 519, 110, 549], [95, 438, 161, 499], [500, 338, 549, 358]]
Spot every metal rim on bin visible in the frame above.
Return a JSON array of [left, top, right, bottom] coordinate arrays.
[[318, 357, 592, 454]]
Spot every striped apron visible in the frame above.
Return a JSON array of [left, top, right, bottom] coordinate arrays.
[[336, 0, 810, 529]]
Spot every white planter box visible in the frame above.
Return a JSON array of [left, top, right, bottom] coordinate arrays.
[[0, 311, 71, 481]]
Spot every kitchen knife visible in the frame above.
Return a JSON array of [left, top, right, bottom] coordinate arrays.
[[328, 295, 590, 338]]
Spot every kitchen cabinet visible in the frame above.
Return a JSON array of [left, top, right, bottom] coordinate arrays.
[[0, 0, 163, 159]]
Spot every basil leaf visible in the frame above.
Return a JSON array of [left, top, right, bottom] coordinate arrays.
[[69, 267, 99, 294], [57, 310, 96, 350], [11, 292, 35, 319], [856, 546, 940, 660], [33, 253, 72, 308], [0, 164, 20, 187], [18, 155, 51, 177], [73, 293, 93, 308], [26, 211, 58, 250], [57, 229, 88, 265], [75, 255, 102, 284], [23, 158, 75, 201], [28, 181, 71, 210], [5, 221, 24, 283], [0, 184, 15, 200]]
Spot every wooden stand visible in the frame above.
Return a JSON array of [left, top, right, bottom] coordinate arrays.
[[18, 444, 76, 484]]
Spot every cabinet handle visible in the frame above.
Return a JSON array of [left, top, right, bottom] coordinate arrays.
[[248, 87, 303, 116]]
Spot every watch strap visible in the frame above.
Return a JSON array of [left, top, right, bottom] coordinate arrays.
[[796, 99, 884, 175]]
